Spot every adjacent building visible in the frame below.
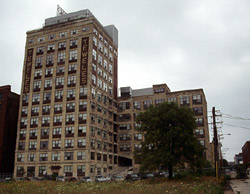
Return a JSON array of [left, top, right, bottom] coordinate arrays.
[[234, 153, 243, 165], [0, 85, 19, 173], [14, 9, 118, 178], [242, 141, 250, 164], [118, 84, 211, 172]]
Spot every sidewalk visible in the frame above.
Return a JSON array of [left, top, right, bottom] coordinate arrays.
[[229, 178, 250, 194]]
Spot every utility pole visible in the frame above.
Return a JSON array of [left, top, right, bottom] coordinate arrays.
[[212, 107, 219, 182]]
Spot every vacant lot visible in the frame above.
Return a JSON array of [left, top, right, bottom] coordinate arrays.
[[0, 177, 223, 194]]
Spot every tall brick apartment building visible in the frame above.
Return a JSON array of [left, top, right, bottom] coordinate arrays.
[[14, 9, 118, 178], [14, 9, 211, 178], [0, 85, 19, 173]]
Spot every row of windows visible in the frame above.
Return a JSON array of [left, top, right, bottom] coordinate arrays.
[[34, 64, 77, 79], [22, 87, 87, 106], [21, 101, 87, 117], [18, 138, 87, 150], [19, 126, 87, 139], [20, 113, 87, 128], [17, 151, 86, 162], [17, 164, 86, 177], [118, 95, 203, 111]]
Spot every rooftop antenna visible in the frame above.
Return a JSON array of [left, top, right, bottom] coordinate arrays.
[[57, 5, 67, 16]]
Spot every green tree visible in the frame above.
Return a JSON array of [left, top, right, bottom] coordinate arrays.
[[135, 102, 205, 179]]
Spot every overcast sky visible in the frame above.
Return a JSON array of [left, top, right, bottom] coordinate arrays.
[[0, 0, 249, 162]]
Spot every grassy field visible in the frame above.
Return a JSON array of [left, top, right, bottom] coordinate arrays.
[[0, 177, 223, 194]]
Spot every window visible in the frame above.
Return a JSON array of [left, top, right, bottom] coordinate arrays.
[[66, 102, 75, 112], [93, 37, 97, 46], [119, 134, 131, 141], [98, 42, 103, 52], [91, 88, 96, 98], [30, 118, 38, 127], [79, 101, 87, 111], [67, 89, 75, 100], [65, 139, 74, 148], [109, 77, 112, 84], [104, 47, 108, 57], [56, 77, 64, 88], [29, 95, 38, 106], [82, 27, 89, 32], [19, 130, 26, 140], [92, 49, 97, 60], [77, 165, 85, 176], [53, 115, 62, 124], [57, 52, 66, 63], [35, 56, 43, 68], [193, 107, 203, 116], [92, 63, 96, 71], [22, 95, 29, 105], [133, 101, 141, 110], [40, 141, 48, 149], [134, 133, 143, 141], [38, 36, 45, 42], [47, 44, 55, 52], [66, 114, 75, 124], [67, 75, 76, 86], [168, 97, 177, 103], [36, 47, 44, 55], [68, 64, 77, 73], [120, 144, 131, 152], [55, 90, 63, 101], [48, 34, 56, 40], [155, 98, 165, 105], [53, 127, 62, 136], [29, 141, 37, 150], [98, 68, 102, 76], [69, 50, 77, 61], [79, 87, 87, 99], [195, 129, 204, 136], [79, 113, 87, 123], [27, 167, 35, 177], [52, 153, 60, 161], [180, 96, 190, 106], [28, 39, 34, 44], [39, 153, 48, 161], [65, 126, 74, 136], [90, 139, 95, 148], [104, 60, 107, 69], [70, 30, 78, 35], [199, 140, 205, 146], [196, 118, 204, 126], [18, 142, 25, 150], [92, 74, 96, 84], [39, 166, 47, 176], [109, 64, 113, 74], [97, 79, 102, 88], [29, 129, 37, 138], [119, 124, 131, 130], [33, 80, 41, 91], [28, 153, 36, 161], [59, 32, 67, 37], [41, 128, 49, 138], [90, 165, 95, 173], [43, 92, 51, 103], [42, 105, 50, 114], [52, 140, 61, 149], [45, 68, 53, 77], [56, 66, 64, 75], [70, 39, 78, 48], [17, 166, 25, 176], [44, 79, 52, 88], [58, 42, 66, 50], [65, 152, 73, 160], [34, 70, 42, 79], [98, 55, 102, 65], [103, 83, 108, 92], [42, 116, 50, 126], [134, 144, 142, 150], [31, 106, 39, 116], [78, 126, 86, 136], [193, 95, 202, 104], [54, 104, 63, 113], [64, 166, 72, 176], [78, 139, 86, 148], [17, 154, 24, 162], [143, 100, 152, 110]]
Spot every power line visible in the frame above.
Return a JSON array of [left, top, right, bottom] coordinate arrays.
[[221, 113, 250, 121], [224, 123, 250, 130]]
